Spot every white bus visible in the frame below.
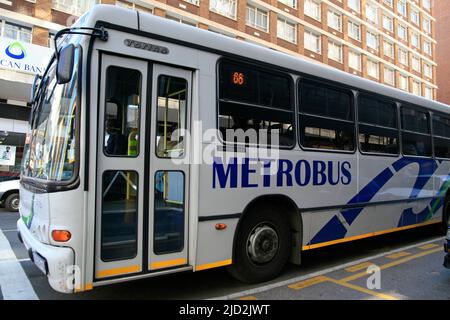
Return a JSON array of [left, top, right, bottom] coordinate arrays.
[[18, 5, 450, 293]]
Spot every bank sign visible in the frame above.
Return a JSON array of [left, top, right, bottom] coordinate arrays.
[[0, 37, 52, 74]]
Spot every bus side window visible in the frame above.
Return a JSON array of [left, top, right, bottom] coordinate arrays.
[[103, 66, 141, 157], [155, 75, 187, 158], [433, 114, 450, 159], [298, 80, 355, 151], [400, 106, 432, 157], [358, 95, 399, 155], [217, 60, 295, 147]]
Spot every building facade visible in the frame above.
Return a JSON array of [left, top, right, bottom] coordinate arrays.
[[0, 0, 438, 178], [435, 0, 449, 105]]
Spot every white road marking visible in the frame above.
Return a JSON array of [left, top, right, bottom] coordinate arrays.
[[0, 229, 38, 300], [209, 236, 443, 300], [1, 229, 18, 233]]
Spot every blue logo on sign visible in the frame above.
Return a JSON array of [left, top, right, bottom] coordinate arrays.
[[5, 41, 26, 60]]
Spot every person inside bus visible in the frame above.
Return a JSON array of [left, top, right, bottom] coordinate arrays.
[[105, 119, 128, 155]]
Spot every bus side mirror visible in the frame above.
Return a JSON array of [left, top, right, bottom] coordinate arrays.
[[56, 44, 75, 84]]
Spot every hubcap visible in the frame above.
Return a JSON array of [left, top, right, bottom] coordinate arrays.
[[11, 198, 19, 210], [247, 224, 279, 264]]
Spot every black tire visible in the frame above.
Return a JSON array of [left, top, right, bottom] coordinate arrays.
[[228, 205, 291, 283], [5, 193, 19, 212]]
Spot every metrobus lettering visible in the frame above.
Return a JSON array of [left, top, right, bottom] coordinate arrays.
[[212, 157, 351, 188]]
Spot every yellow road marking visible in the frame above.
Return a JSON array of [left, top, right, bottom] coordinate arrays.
[[327, 278, 398, 300], [288, 276, 329, 290], [239, 296, 258, 300], [196, 259, 232, 271], [386, 251, 411, 259], [345, 262, 374, 273], [418, 243, 440, 250], [341, 247, 441, 283], [302, 220, 440, 251]]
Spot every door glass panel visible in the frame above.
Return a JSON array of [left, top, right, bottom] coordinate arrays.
[[154, 171, 184, 254], [101, 170, 138, 261], [156, 75, 187, 158], [104, 66, 141, 157]]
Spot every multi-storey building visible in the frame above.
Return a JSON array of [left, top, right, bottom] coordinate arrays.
[[0, 0, 438, 179], [436, 0, 449, 105]]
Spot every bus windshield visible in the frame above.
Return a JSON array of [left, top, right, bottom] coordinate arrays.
[[22, 46, 80, 182]]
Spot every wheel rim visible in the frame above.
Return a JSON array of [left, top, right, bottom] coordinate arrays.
[[246, 223, 279, 265], [11, 198, 19, 210]]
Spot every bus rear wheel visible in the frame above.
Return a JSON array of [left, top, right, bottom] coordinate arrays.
[[228, 206, 291, 283]]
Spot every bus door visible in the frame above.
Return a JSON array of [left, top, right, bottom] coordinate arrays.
[[147, 64, 191, 271], [95, 55, 191, 280], [95, 54, 148, 279]]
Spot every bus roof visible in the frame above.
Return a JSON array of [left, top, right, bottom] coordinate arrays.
[[82, 4, 449, 114]]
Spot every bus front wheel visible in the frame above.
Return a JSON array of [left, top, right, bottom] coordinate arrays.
[[228, 206, 291, 283]]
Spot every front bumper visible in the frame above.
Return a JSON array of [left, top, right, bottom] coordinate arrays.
[[17, 219, 75, 293]]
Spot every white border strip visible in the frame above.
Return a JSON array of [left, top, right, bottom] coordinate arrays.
[[209, 236, 443, 300]]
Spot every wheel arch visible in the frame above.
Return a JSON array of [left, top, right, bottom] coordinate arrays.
[[232, 194, 303, 266]]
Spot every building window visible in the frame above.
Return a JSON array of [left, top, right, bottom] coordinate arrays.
[[384, 0, 393, 7], [1, 21, 32, 43], [304, 0, 321, 21], [246, 5, 268, 32], [411, 33, 420, 48], [278, 0, 296, 9], [328, 41, 343, 63], [412, 81, 421, 96], [397, 0, 407, 17], [304, 29, 321, 53], [384, 67, 395, 85], [398, 48, 408, 66], [367, 59, 379, 79], [52, 0, 96, 16], [423, 40, 432, 55], [210, 0, 237, 19], [423, 18, 431, 33], [348, 20, 361, 41], [349, 50, 361, 71], [328, 10, 342, 31], [166, 15, 197, 26], [366, 31, 379, 50], [399, 74, 408, 91], [382, 15, 393, 32], [383, 40, 394, 58], [348, 0, 360, 13], [412, 56, 421, 72], [423, 0, 431, 11], [424, 63, 432, 78], [366, 3, 378, 24], [278, 18, 297, 43], [424, 86, 433, 99], [411, 9, 420, 25], [185, 0, 199, 5], [397, 24, 407, 40]]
